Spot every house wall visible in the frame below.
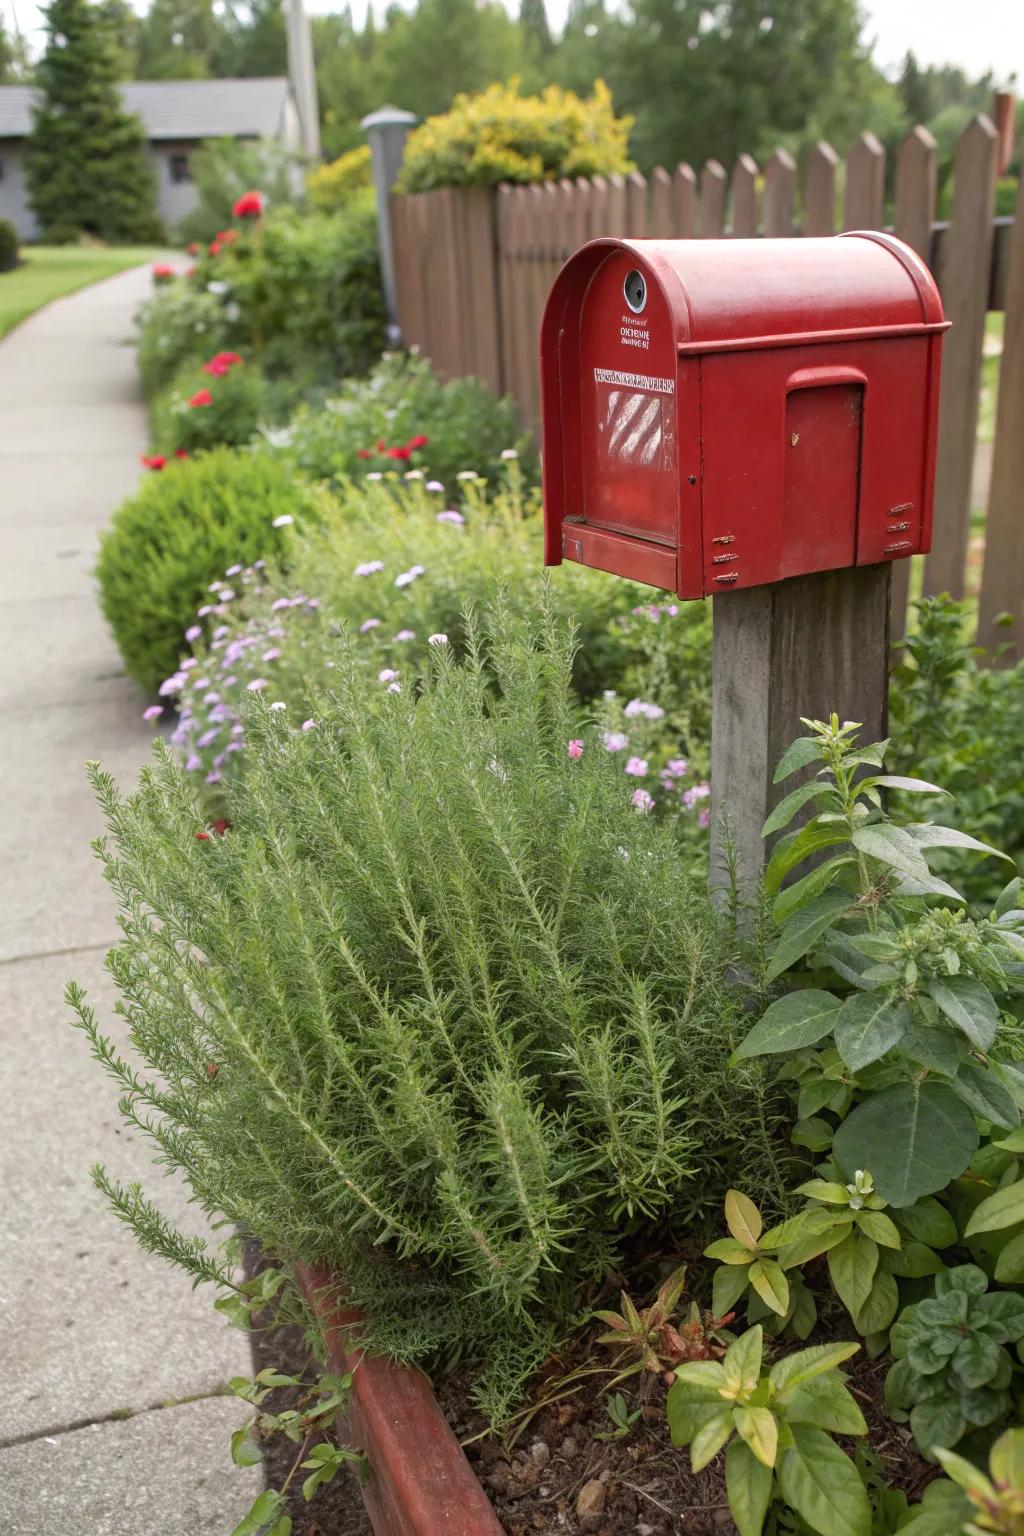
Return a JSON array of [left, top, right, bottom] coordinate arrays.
[[151, 142, 202, 235], [0, 142, 39, 241]]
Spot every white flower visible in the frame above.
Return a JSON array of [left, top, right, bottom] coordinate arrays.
[[378, 668, 399, 682], [500, 448, 518, 460], [272, 514, 293, 528], [426, 480, 444, 493], [387, 681, 402, 694], [270, 701, 286, 711], [207, 280, 229, 295], [366, 471, 383, 481], [456, 470, 478, 481], [355, 560, 384, 577], [428, 633, 448, 646], [395, 566, 424, 588], [404, 470, 424, 481]]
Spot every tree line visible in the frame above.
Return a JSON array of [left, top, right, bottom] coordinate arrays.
[[1, 0, 1017, 178]]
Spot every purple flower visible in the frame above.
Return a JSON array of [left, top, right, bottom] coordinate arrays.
[[203, 691, 220, 705], [307, 597, 321, 609], [198, 605, 212, 618], [185, 753, 201, 772], [378, 668, 399, 683], [272, 514, 294, 528], [185, 624, 202, 642], [206, 770, 222, 784], [664, 758, 689, 778], [262, 647, 281, 662], [271, 597, 291, 611], [194, 678, 210, 689], [394, 629, 416, 642], [426, 480, 444, 493], [602, 731, 629, 753], [436, 510, 465, 526], [247, 678, 269, 692], [301, 719, 316, 732], [387, 681, 402, 695], [159, 674, 185, 696], [567, 739, 584, 760], [631, 788, 655, 813], [226, 740, 245, 753], [226, 564, 242, 576], [360, 618, 381, 634], [197, 727, 220, 748], [231, 722, 245, 737], [698, 807, 711, 829], [142, 704, 163, 721], [625, 757, 648, 777], [213, 625, 229, 640], [355, 560, 384, 577], [624, 699, 665, 721], [682, 782, 711, 810], [219, 588, 236, 602]]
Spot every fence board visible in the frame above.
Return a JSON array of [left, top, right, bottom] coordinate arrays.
[[573, 176, 594, 249], [649, 166, 673, 237], [763, 148, 796, 236], [606, 173, 629, 237], [626, 171, 647, 235], [675, 163, 697, 237], [976, 175, 1024, 661], [700, 159, 727, 237], [924, 115, 999, 600], [730, 153, 759, 236], [589, 174, 611, 237], [803, 141, 838, 235], [843, 132, 885, 230]]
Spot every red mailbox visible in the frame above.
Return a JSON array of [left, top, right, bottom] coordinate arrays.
[[541, 234, 947, 598]]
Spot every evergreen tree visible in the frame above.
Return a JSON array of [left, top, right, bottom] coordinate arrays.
[[520, 0, 552, 59], [0, 15, 29, 80], [135, 0, 217, 79], [211, 0, 286, 78], [898, 50, 933, 127], [26, 0, 164, 242]]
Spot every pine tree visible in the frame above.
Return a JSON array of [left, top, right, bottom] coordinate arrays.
[[26, 0, 164, 243]]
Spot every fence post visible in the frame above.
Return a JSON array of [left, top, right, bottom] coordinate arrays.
[[700, 160, 727, 236], [362, 104, 417, 344], [763, 148, 796, 237], [843, 132, 885, 230], [730, 153, 760, 236], [923, 115, 999, 601], [804, 142, 839, 235], [976, 175, 1024, 663]]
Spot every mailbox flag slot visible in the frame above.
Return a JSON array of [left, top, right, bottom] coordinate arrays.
[[781, 373, 865, 580]]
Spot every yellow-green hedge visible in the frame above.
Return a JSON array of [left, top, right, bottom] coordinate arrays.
[[307, 144, 374, 211], [396, 79, 633, 194]]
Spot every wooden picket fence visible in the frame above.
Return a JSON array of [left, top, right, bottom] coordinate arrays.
[[390, 108, 1023, 658]]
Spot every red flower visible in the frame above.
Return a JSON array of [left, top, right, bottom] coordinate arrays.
[[141, 453, 166, 471], [357, 448, 373, 460], [376, 439, 387, 454], [195, 830, 211, 841], [211, 818, 232, 836], [406, 434, 429, 451], [232, 190, 264, 219], [203, 350, 244, 377], [387, 445, 412, 461], [188, 388, 214, 408], [187, 242, 201, 256], [221, 229, 239, 245], [175, 449, 189, 459], [151, 263, 176, 283], [209, 240, 222, 256]]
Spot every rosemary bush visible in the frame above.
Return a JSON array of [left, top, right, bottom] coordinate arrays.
[[71, 607, 783, 1417]]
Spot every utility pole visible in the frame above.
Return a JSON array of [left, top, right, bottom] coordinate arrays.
[[286, 0, 320, 162]]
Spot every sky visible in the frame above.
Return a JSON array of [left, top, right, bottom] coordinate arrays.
[[3, 0, 1022, 84]]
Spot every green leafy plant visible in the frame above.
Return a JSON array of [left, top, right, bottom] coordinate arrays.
[[595, 1264, 734, 1381], [598, 1390, 644, 1440], [732, 715, 1024, 1209], [667, 1325, 871, 1536], [69, 606, 784, 1421], [135, 281, 228, 399], [96, 447, 315, 692], [151, 355, 267, 456], [901, 1426, 1024, 1534], [177, 137, 300, 245], [962, 1126, 1024, 1283], [0, 216, 19, 272], [884, 1265, 1024, 1455]]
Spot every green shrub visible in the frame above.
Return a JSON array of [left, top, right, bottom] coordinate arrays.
[[135, 281, 227, 399], [166, 475, 712, 821], [96, 448, 315, 693], [71, 606, 782, 1418], [396, 78, 633, 193], [275, 350, 533, 491], [151, 355, 267, 456], [189, 201, 386, 405], [177, 137, 300, 245], [307, 144, 373, 212], [0, 217, 19, 272]]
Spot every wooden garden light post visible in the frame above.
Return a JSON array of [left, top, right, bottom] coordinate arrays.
[[540, 236, 948, 910]]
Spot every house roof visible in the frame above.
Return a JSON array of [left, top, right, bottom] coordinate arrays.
[[0, 77, 292, 141]]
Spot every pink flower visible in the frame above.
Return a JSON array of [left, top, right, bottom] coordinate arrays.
[[387, 681, 402, 694], [602, 731, 629, 753], [395, 629, 416, 642], [233, 189, 264, 219], [302, 719, 316, 731], [625, 757, 648, 777], [663, 758, 689, 779], [631, 788, 655, 813], [262, 647, 281, 662], [378, 668, 399, 682], [247, 678, 269, 691], [624, 699, 665, 721], [185, 624, 202, 642], [355, 560, 384, 577], [360, 618, 381, 633], [697, 808, 711, 829], [436, 510, 465, 526], [682, 782, 711, 809], [567, 739, 584, 760], [142, 704, 163, 721], [426, 481, 445, 493]]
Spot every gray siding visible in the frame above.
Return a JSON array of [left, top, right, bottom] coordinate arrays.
[[0, 142, 39, 241]]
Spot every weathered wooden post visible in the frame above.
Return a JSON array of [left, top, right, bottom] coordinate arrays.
[[538, 234, 947, 914], [362, 105, 417, 346]]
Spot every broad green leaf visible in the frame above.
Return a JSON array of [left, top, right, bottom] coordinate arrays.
[[953, 1332, 1002, 1390], [995, 877, 1023, 918], [230, 1428, 264, 1467], [791, 1115, 835, 1153], [765, 892, 853, 983], [773, 856, 856, 927], [674, 1360, 729, 1391], [833, 1079, 979, 1207], [690, 1408, 734, 1472], [725, 1189, 762, 1250], [732, 990, 842, 1062], [989, 1427, 1024, 1490], [704, 1237, 755, 1265], [789, 1277, 818, 1340], [994, 1230, 1024, 1284], [777, 1221, 851, 1269], [906, 823, 1012, 862], [897, 1480, 973, 1536], [926, 976, 1000, 1051], [776, 1425, 872, 1536], [770, 1341, 859, 1393], [909, 1397, 966, 1457], [713, 1262, 751, 1317], [748, 1260, 789, 1316], [781, 1372, 867, 1436], [996, 1125, 1024, 1153], [765, 823, 850, 895], [794, 1180, 849, 1205], [854, 1210, 901, 1248], [763, 1206, 839, 1247], [725, 1439, 773, 1536], [864, 775, 948, 796], [666, 1380, 731, 1445], [884, 1240, 944, 1278], [898, 1019, 963, 1076], [853, 1269, 899, 1335], [763, 779, 838, 838], [733, 1406, 778, 1468], [893, 871, 967, 903], [230, 1491, 285, 1536], [827, 1232, 878, 1318], [933, 1447, 995, 1502], [834, 992, 909, 1073], [965, 1179, 1024, 1237], [851, 823, 930, 880], [895, 1198, 958, 1249], [951, 1064, 1021, 1131], [773, 736, 824, 784], [724, 1325, 763, 1393]]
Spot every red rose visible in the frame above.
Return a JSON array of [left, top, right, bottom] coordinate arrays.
[[211, 818, 232, 836], [232, 190, 264, 219], [376, 439, 387, 454], [141, 454, 166, 471], [202, 351, 243, 377], [195, 830, 211, 841], [175, 449, 189, 459], [188, 388, 214, 408], [357, 449, 373, 460], [387, 445, 412, 461], [152, 264, 176, 284], [209, 240, 222, 256], [406, 434, 429, 451]]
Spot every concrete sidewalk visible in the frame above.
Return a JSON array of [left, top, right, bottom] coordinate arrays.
[[0, 267, 259, 1532]]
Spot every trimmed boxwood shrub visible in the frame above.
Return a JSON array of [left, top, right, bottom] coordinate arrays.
[[0, 218, 19, 273], [96, 448, 317, 693]]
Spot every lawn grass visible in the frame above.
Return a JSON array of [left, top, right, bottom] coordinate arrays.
[[0, 245, 168, 340]]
